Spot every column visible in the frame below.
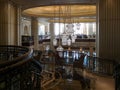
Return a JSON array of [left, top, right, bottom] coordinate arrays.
[[31, 17, 39, 50], [0, 0, 18, 45], [98, 0, 120, 60], [0, 0, 8, 45], [49, 22, 55, 51], [17, 6, 22, 45]]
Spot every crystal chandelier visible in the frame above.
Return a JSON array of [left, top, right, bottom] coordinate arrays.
[[56, 4, 64, 51], [52, 3, 75, 51]]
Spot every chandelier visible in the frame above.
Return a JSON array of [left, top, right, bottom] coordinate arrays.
[[55, 4, 64, 51], [52, 3, 75, 51]]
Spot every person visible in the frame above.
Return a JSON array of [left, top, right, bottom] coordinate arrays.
[[79, 54, 85, 71]]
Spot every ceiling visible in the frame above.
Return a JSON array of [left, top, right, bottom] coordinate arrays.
[[11, 0, 97, 23], [11, 0, 97, 9], [22, 5, 96, 18]]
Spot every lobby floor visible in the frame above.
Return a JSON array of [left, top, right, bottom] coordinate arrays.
[[84, 71, 115, 90], [41, 69, 115, 90]]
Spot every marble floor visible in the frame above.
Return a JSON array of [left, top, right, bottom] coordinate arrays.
[[41, 69, 115, 90], [86, 70, 115, 90]]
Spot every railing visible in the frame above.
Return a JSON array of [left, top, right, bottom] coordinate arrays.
[[0, 45, 31, 68], [35, 50, 117, 90], [84, 56, 117, 76], [56, 50, 117, 76], [0, 45, 42, 90], [55, 50, 117, 89], [114, 64, 120, 90]]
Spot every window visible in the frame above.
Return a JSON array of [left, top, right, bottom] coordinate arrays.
[[54, 23, 96, 36], [38, 23, 45, 35]]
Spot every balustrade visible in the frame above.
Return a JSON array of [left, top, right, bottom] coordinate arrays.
[[0, 45, 117, 90], [0, 45, 42, 90]]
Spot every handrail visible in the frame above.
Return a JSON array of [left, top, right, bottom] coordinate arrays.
[[84, 56, 117, 76], [0, 45, 33, 68], [0, 45, 33, 74], [0, 45, 42, 90], [55, 50, 117, 76], [0, 58, 33, 75]]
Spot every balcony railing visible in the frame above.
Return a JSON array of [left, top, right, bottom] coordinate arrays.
[[84, 56, 117, 76], [0, 45, 42, 90], [56, 50, 117, 76], [0, 46, 118, 90]]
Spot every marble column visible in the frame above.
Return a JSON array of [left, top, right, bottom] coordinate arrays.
[[17, 6, 22, 46], [49, 22, 55, 51], [0, 0, 18, 45], [31, 17, 39, 50]]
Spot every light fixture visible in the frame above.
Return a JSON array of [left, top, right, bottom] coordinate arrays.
[[55, 3, 75, 51], [56, 4, 64, 51], [54, 3, 78, 51]]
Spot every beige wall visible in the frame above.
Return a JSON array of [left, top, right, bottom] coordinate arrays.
[[98, 0, 120, 62], [0, 0, 17, 45]]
